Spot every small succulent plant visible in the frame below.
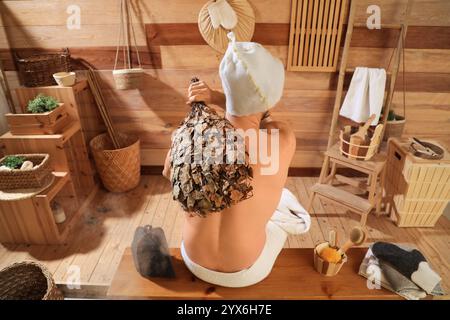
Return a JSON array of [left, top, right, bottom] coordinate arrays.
[[387, 110, 396, 121], [1, 155, 25, 169], [27, 94, 59, 113]]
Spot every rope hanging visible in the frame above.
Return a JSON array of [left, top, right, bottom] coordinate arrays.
[[386, 28, 407, 120], [114, 0, 142, 71]]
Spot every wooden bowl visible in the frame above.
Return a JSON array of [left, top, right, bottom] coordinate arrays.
[[313, 242, 347, 277], [53, 72, 76, 87]]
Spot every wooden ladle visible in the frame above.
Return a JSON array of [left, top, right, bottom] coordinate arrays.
[[338, 226, 366, 254], [329, 229, 337, 248]]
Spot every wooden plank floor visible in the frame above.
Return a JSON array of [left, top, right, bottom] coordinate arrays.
[[1, 176, 449, 297]]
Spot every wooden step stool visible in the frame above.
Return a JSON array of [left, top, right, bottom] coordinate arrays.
[[107, 247, 399, 300], [308, 143, 387, 226]]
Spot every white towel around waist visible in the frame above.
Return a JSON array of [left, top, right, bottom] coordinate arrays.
[[181, 188, 311, 287]]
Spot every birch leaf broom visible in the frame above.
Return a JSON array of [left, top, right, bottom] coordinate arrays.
[[170, 78, 253, 217]]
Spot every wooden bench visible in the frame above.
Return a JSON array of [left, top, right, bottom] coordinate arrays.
[[107, 248, 401, 300]]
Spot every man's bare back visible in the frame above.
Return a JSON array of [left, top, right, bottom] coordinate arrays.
[[163, 89, 296, 271]]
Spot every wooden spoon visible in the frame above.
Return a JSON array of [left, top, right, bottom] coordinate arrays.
[[349, 114, 376, 158], [338, 226, 366, 254]]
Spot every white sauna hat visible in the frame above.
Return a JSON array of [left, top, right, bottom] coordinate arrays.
[[219, 32, 285, 116]]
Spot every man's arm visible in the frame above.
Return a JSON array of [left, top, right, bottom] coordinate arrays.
[[186, 80, 226, 109]]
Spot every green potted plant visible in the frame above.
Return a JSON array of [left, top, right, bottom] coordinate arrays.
[[5, 94, 69, 135], [0, 155, 25, 170], [26, 94, 61, 113]]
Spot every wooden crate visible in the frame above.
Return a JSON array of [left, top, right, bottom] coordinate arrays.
[[0, 172, 81, 244], [5, 103, 70, 135], [385, 138, 450, 227], [0, 122, 95, 203]]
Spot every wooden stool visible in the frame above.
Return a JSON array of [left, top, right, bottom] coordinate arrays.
[[107, 247, 400, 300], [308, 143, 387, 226]]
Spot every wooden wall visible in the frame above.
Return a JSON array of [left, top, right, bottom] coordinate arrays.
[[1, 0, 449, 167]]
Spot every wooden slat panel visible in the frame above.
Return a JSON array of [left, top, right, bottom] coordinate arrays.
[[146, 24, 450, 49], [287, 0, 299, 70], [1, 0, 450, 28], [146, 23, 203, 45], [6, 68, 450, 94], [4, 46, 450, 74], [0, 25, 147, 48], [253, 23, 291, 45], [286, 0, 345, 72], [147, 23, 291, 46], [0, 0, 291, 25]]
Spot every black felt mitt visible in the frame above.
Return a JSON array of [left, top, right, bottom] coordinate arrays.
[[131, 225, 175, 278]]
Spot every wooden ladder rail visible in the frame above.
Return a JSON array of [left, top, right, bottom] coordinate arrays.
[[326, 0, 412, 150], [326, 0, 356, 150], [312, 0, 413, 225], [319, 0, 412, 181], [318, 0, 356, 183]]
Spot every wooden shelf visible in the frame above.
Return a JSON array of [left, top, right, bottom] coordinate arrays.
[[0, 171, 85, 245], [0, 81, 99, 245], [15, 81, 88, 114], [0, 121, 95, 202], [0, 121, 81, 143], [14, 79, 104, 144], [37, 171, 70, 201], [15, 80, 88, 93]]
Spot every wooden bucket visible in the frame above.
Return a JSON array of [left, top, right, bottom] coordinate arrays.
[[339, 124, 383, 161], [313, 242, 347, 277]]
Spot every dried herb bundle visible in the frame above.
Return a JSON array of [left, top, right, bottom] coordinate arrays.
[[170, 78, 253, 217]]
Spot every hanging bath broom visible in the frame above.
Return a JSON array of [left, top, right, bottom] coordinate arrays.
[[113, 0, 143, 90]]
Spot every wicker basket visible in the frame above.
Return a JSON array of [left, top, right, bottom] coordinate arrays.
[[112, 68, 144, 90], [0, 154, 52, 190], [384, 116, 406, 141], [90, 133, 140, 192], [0, 261, 63, 300], [15, 49, 71, 87]]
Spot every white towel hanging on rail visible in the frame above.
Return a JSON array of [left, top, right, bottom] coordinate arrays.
[[339, 67, 386, 125]]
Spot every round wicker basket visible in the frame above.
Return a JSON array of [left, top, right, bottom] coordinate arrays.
[[0, 261, 63, 300], [112, 68, 143, 90], [90, 132, 140, 193], [0, 154, 52, 190], [383, 116, 406, 141]]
